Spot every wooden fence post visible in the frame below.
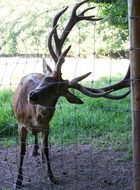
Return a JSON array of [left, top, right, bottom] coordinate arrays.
[[128, 0, 140, 189]]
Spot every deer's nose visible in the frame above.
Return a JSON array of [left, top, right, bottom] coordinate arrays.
[[28, 91, 38, 102]]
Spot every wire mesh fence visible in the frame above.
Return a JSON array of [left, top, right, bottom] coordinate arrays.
[[0, 1, 132, 190]]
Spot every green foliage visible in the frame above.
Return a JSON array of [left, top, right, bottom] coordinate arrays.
[[91, 0, 128, 57], [0, 0, 128, 58], [98, 0, 128, 30], [0, 0, 81, 55], [95, 22, 128, 57]]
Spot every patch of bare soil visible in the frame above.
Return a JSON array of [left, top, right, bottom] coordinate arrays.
[[0, 144, 132, 190]]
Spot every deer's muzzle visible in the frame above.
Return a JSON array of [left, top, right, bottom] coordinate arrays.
[[28, 91, 38, 104]]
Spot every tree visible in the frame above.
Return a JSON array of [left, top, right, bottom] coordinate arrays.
[[0, 0, 128, 58], [90, 0, 128, 57]]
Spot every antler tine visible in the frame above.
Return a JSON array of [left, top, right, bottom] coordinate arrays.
[[101, 90, 130, 100], [95, 66, 130, 92], [80, 6, 96, 15], [53, 6, 69, 27], [48, 25, 58, 63], [69, 72, 92, 86], [82, 66, 130, 100], [52, 6, 69, 56], [53, 45, 71, 78], [71, 83, 113, 98], [83, 86, 130, 99], [42, 57, 52, 75], [96, 66, 130, 99], [79, 15, 102, 22], [73, 0, 89, 11], [78, 4, 103, 22]]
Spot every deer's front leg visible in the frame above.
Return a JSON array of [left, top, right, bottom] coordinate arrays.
[[42, 129, 58, 184], [15, 126, 28, 188]]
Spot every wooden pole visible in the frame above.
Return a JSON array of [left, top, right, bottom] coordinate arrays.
[[128, 0, 140, 189]]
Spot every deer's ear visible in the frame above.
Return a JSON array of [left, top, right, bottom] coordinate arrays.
[[64, 91, 83, 104]]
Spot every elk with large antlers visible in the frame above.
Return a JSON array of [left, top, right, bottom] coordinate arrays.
[[12, 0, 130, 188]]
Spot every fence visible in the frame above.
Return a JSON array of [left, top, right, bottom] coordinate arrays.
[[0, 1, 132, 190]]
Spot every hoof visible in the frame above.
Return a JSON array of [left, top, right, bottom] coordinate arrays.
[[14, 180, 23, 189], [32, 146, 40, 157], [32, 150, 40, 157], [14, 175, 23, 189], [50, 176, 59, 185]]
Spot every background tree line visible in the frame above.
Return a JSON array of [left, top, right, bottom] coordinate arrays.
[[0, 0, 128, 58]]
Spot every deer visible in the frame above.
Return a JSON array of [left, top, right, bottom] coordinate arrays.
[[12, 0, 130, 188]]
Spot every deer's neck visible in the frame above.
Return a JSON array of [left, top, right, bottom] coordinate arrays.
[[35, 97, 58, 125]]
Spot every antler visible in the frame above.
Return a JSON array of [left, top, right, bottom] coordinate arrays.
[[48, 0, 102, 78], [69, 66, 130, 100], [95, 66, 130, 99], [53, 45, 71, 77]]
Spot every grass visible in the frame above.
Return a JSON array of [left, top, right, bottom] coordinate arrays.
[[50, 92, 131, 145], [0, 89, 17, 138], [0, 77, 132, 158]]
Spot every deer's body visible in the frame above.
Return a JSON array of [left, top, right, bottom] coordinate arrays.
[[13, 73, 56, 134], [13, 73, 58, 188], [12, 0, 130, 188]]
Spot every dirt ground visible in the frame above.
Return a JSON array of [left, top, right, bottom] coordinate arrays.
[[0, 143, 132, 190]]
